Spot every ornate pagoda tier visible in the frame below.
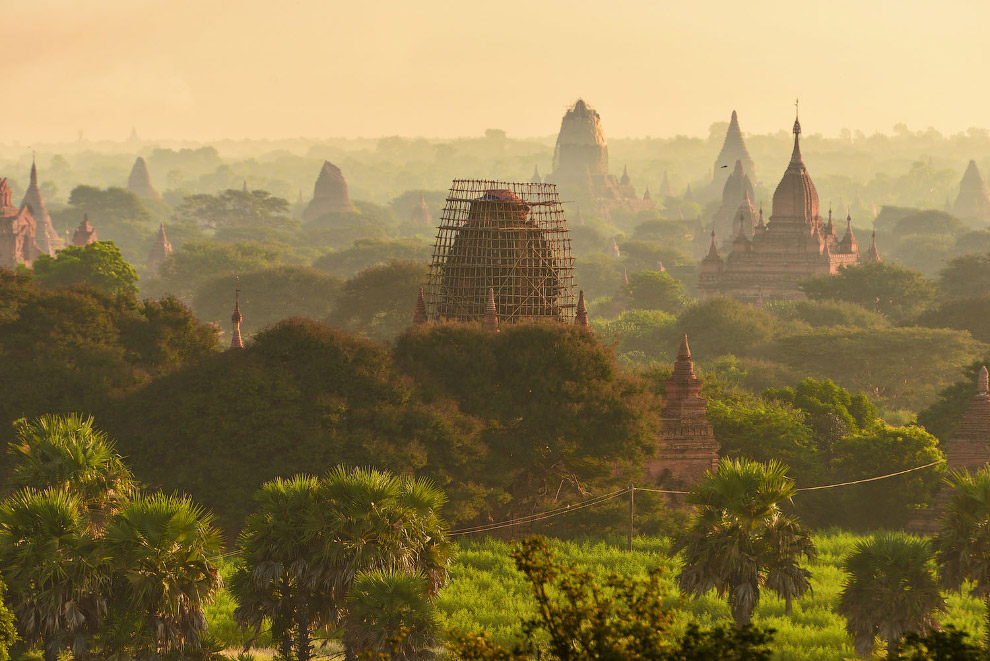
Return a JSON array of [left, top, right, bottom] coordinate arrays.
[[648, 334, 720, 489], [698, 112, 862, 304], [0, 178, 42, 268]]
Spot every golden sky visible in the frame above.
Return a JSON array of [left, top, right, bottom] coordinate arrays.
[[7, 0, 989, 142]]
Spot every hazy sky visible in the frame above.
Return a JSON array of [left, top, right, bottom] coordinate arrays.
[[8, 0, 990, 142]]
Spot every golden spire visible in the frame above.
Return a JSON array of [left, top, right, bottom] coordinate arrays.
[[230, 279, 244, 350]]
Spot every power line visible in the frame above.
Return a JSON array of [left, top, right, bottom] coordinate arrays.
[[794, 459, 943, 491]]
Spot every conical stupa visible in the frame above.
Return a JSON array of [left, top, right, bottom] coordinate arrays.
[[127, 157, 161, 200], [20, 158, 63, 256], [953, 160, 990, 221], [303, 161, 355, 221], [712, 111, 756, 194]]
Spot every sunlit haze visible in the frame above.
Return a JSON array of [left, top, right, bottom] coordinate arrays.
[[9, 0, 990, 142]]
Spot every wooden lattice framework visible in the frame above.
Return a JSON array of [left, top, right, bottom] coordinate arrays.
[[425, 180, 576, 324]]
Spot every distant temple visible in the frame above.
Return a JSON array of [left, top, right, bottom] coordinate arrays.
[[409, 192, 432, 225], [421, 180, 577, 325], [649, 334, 719, 489], [147, 222, 173, 272], [72, 214, 98, 246], [709, 160, 756, 251], [302, 161, 355, 221], [127, 157, 161, 201], [711, 110, 756, 196], [230, 289, 244, 350], [698, 112, 864, 303], [946, 366, 990, 469], [0, 178, 42, 268], [953, 160, 990, 222], [20, 159, 63, 257], [547, 99, 653, 215]]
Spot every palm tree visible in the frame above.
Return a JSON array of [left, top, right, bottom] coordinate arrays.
[[231, 474, 323, 661], [838, 532, 944, 660], [7, 414, 135, 529], [342, 570, 439, 660], [0, 488, 108, 661], [101, 493, 223, 658], [673, 458, 815, 626], [934, 466, 990, 651], [232, 467, 451, 661]]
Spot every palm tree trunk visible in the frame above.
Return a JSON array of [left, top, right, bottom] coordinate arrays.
[[785, 595, 793, 616], [296, 598, 311, 661], [887, 636, 899, 661]]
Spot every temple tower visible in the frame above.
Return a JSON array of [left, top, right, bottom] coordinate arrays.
[[410, 192, 433, 226], [412, 287, 428, 325], [574, 289, 589, 327], [147, 222, 173, 272], [953, 160, 990, 221], [127, 157, 161, 200], [72, 214, 98, 246], [711, 161, 756, 243], [550, 99, 609, 186], [230, 288, 244, 350], [303, 161, 355, 221], [946, 366, 990, 469], [0, 178, 41, 268], [650, 334, 720, 488], [20, 158, 63, 256], [712, 110, 756, 194]]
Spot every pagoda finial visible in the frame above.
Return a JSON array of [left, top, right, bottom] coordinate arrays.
[[677, 333, 691, 361], [230, 278, 244, 350], [575, 290, 589, 327], [413, 287, 428, 325], [790, 101, 804, 163], [483, 288, 499, 333]]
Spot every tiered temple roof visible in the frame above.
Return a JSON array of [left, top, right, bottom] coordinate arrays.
[[127, 157, 161, 200], [649, 334, 720, 488], [698, 112, 864, 303], [710, 160, 756, 247], [20, 159, 62, 256], [953, 160, 990, 222], [72, 214, 98, 246], [0, 178, 41, 268], [303, 161, 355, 221]]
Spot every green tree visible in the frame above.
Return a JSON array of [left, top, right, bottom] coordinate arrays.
[[232, 467, 451, 661], [934, 466, 990, 651], [327, 259, 428, 342], [899, 626, 982, 660], [0, 488, 106, 661], [345, 570, 439, 661], [142, 240, 287, 300], [6, 414, 135, 529], [676, 298, 778, 358], [174, 189, 294, 233], [624, 270, 687, 313], [916, 293, 990, 342], [313, 239, 432, 279], [830, 426, 945, 530], [101, 493, 224, 658], [837, 532, 944, 660], [799, 262, 935, 322], [764, 377, 878, 443], [673, 459, 815, 626], [32, 241, 139, 298], [917, 359, 990, 442], [192, 266, 343, 337], [0, 578, 18, 661], [938, 252, 990, 300]]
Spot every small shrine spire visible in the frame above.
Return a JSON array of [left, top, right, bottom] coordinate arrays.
[[866, 228, 882, 263], [483, 288, 499, 333], [980, 366, 989, 396], [790, 100, 803, 163], [575, 290, 589, 327], [413, 287, 428, 325], [230, 280, 244, 350]]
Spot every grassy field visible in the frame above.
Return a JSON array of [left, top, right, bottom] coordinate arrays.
[[206, 531, 988, 660]]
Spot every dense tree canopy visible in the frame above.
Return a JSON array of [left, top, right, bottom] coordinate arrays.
[[327, 260, 428, 342], [800, 262, 936, 322], [32, 241, 139, 298]]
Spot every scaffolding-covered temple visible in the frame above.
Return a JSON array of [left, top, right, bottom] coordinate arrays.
[[423, 180, 577, 324]]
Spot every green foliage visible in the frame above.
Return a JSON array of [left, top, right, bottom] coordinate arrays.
[[766, 299, 888, 330], [916, 293, 990, 342], [313, 238, 432, 278], [232, 467, 451, 661], [0, 578, 18, 661], [100, 318, 483, 533], [899, 626, 983, 660], [174, 189, 294, 234], [799, 262, 936, 322], [938, 252, 990, 300], [142, 240, 287, 300], [676, 298, 777, 358], [394, 322, 661, 519], [674, 459, 815, 626], [838, 532, 944, 658], [6, 414, 135, 529], [447, 537, 775, 660], [101, 493, 224, 658], [829, 426, 945, 530], [59, 186, 158, 267], [592, 309, 676, 361], [327, 259, 428, 341], [192, 265, 343, 337], [345, 570, 439, 661], [764, 377, 878, 437], [624, 269, 687, 313], [32, 241, 139, 298]]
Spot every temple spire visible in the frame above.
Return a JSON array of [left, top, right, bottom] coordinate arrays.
[[980, 366, 989, 396], [620, 165, 631, 186], [790, 101, 803, 164], [530, 164, 542, 184], [866, 228, 882, 263], [483, 288, 499, 333], [230, 281, 244, 350], [677, 333, 691, 361], [413, 287, 428, 325], [575, 290, 589, 327], [707, 228, 719, 258]]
